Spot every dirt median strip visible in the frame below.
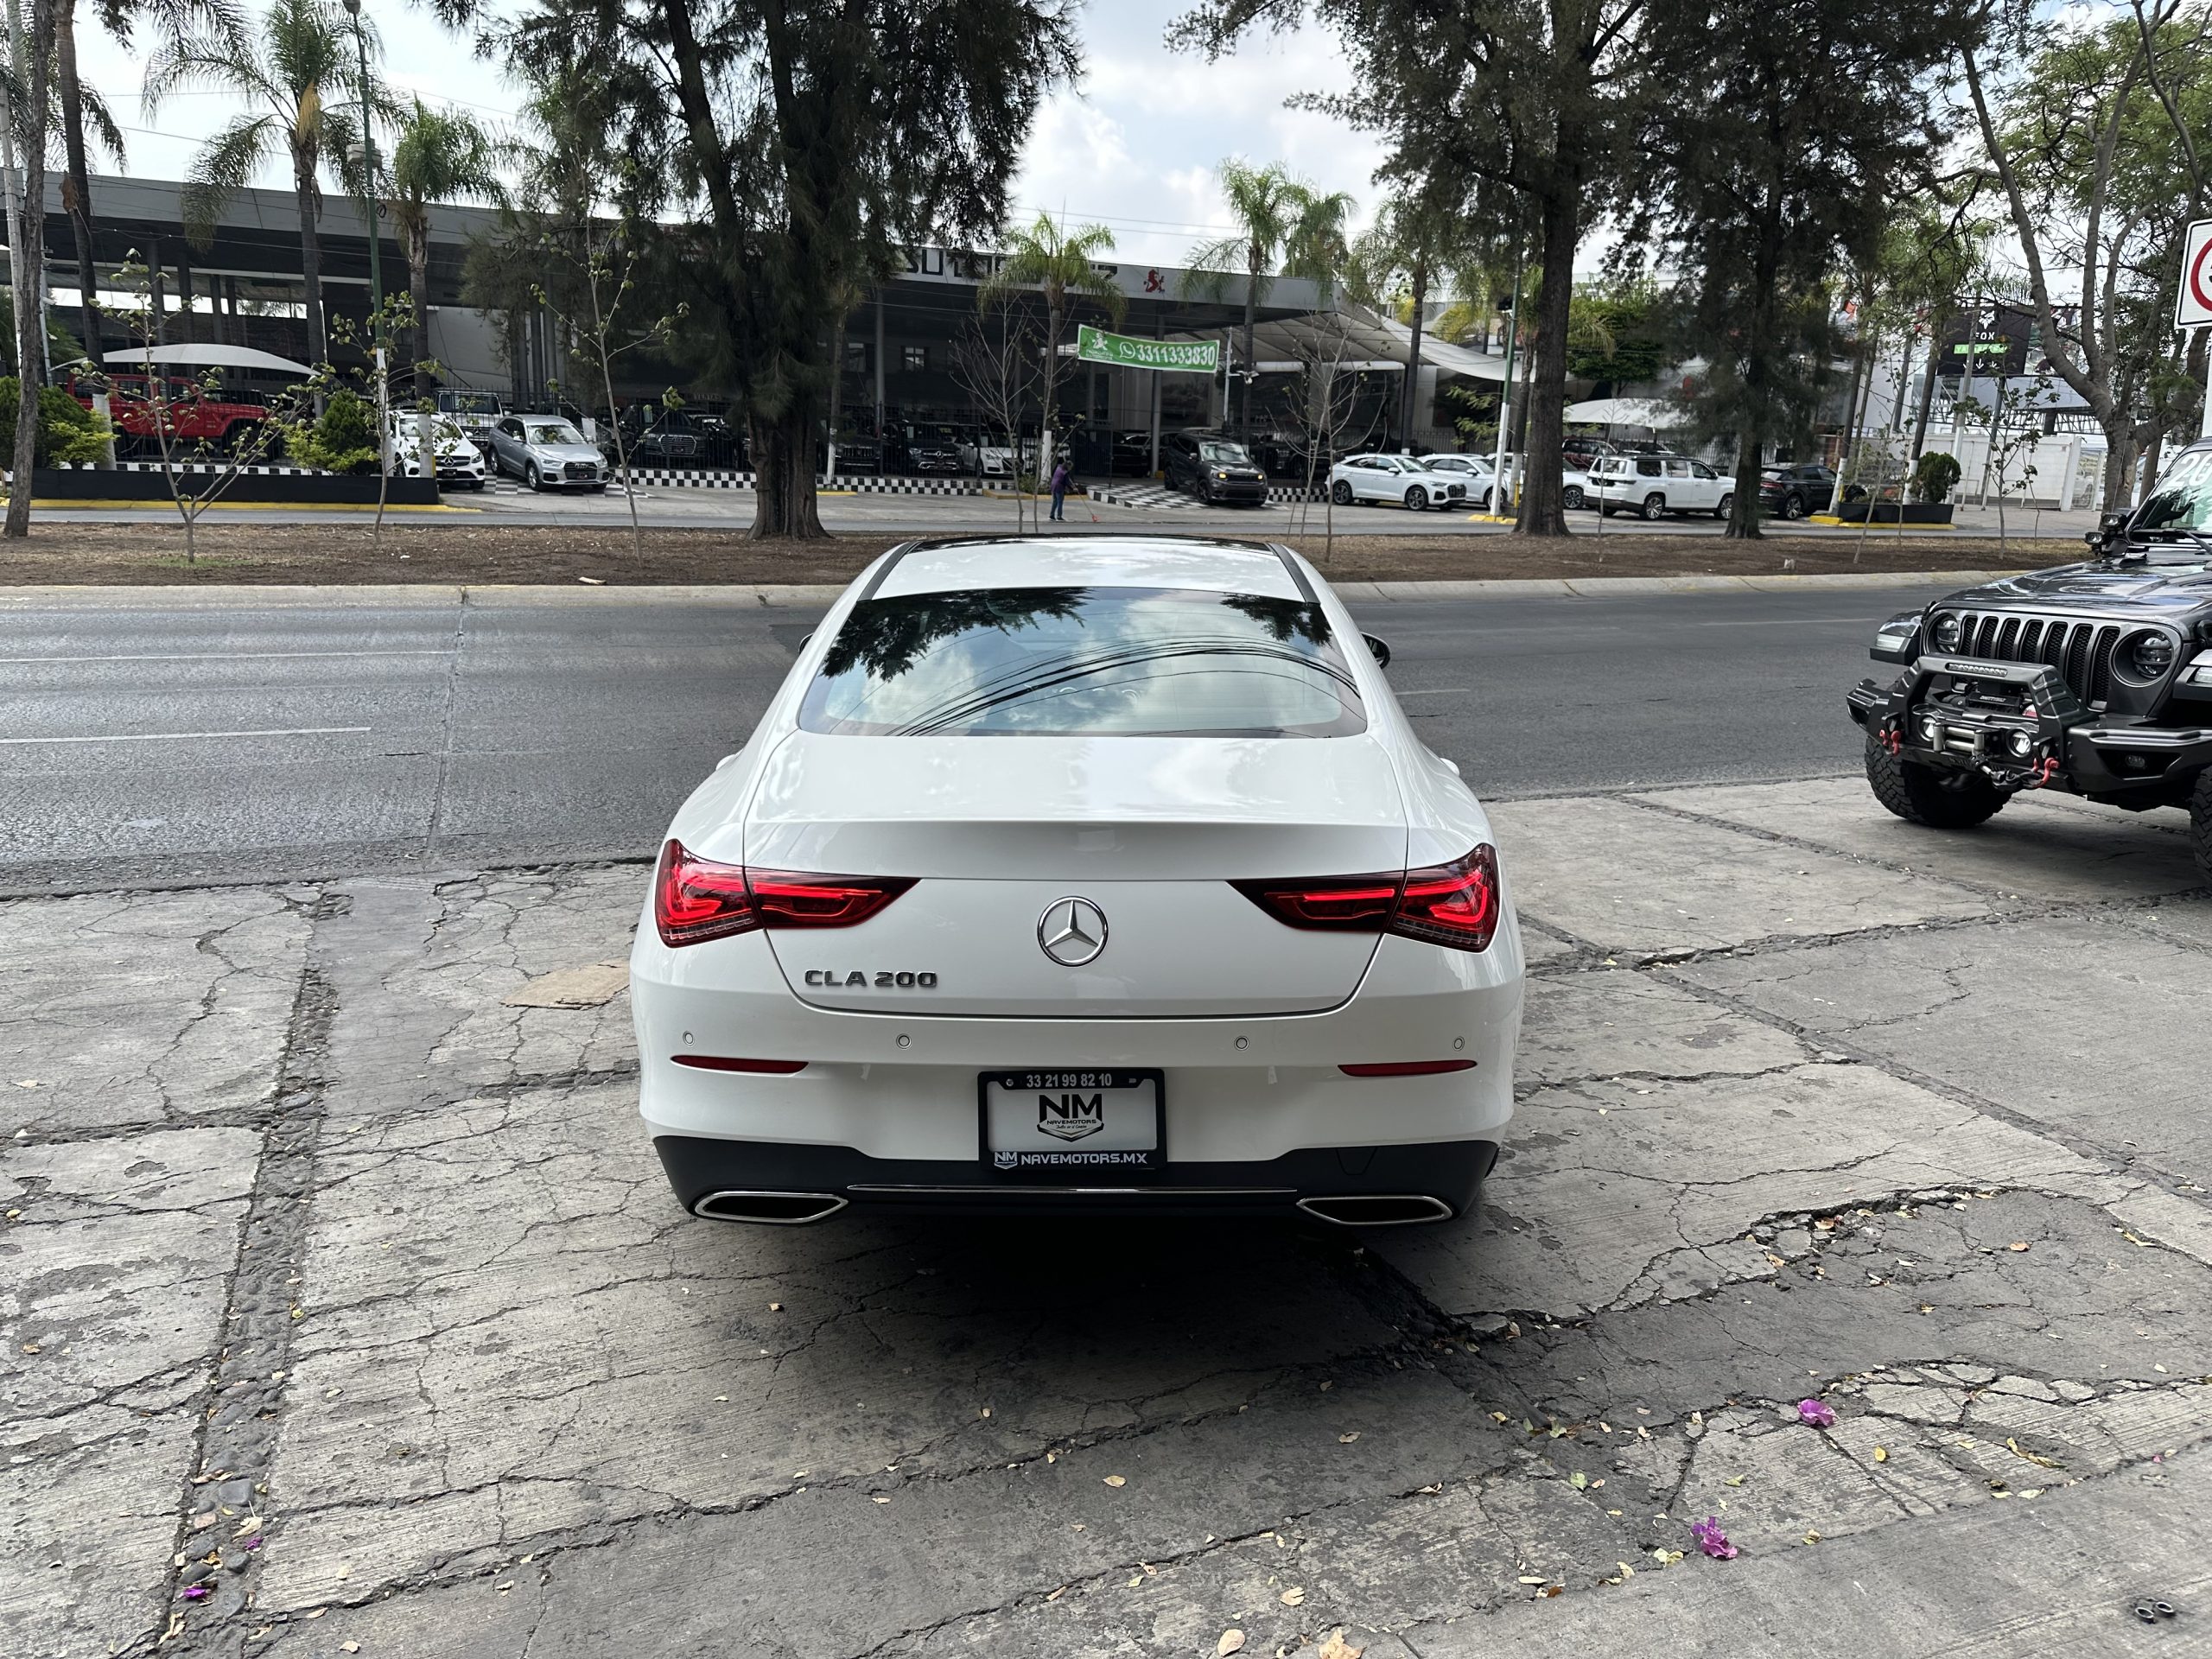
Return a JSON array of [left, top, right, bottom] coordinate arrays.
[[0, 521, 2063, 588]]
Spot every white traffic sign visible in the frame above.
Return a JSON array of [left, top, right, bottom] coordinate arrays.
[[2178, 218, 2212, 329]]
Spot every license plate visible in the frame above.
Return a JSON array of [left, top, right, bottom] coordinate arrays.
[[979, 1069, 1162, 1177]]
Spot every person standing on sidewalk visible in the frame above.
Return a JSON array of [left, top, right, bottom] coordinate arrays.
[[1049, 458, 1071, 522]]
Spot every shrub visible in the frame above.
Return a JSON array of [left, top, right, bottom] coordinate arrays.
[[288, 389, 382, 474], [1910, 450, 1961, 505], [0, 378, 113, 466]]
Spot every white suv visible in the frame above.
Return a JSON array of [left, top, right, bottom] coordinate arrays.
[[1328, 454, 1470, 512], [1592, 454, 1733, 520]]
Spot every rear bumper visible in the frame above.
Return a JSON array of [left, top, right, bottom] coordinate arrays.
[[654, 1135, 1498, 1224]]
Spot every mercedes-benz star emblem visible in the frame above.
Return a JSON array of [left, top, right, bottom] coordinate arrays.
[[1037, 896, 1108, 967]]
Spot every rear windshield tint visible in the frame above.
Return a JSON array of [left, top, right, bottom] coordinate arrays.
[[799, 585, 1365, 738]]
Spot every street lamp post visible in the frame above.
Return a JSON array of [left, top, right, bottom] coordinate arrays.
[[340, 0, 387, 468]]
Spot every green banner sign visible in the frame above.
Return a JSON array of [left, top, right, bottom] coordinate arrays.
[[1075, 324, 1220, 374]]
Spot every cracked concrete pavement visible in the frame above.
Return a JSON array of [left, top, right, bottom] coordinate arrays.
[[5, 774, 2211, 1657]]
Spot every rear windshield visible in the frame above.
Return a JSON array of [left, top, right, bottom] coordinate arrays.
[[799, 585, 1365, 738]]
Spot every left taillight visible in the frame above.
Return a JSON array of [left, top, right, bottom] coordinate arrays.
[[1231, 843, 1500, 954], [653, 840, 914, 948]]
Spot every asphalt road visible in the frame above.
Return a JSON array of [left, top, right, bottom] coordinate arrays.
[[0, 581, 1954, 893]]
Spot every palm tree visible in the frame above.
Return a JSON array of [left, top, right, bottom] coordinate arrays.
[[976, 213, 1122, 474], [59, 0, 237, 362], [1185, 160, 1354, 441], [385, 97, 502, 397], [1346, 188, 1480, 448], [144, 0, 374, 367]]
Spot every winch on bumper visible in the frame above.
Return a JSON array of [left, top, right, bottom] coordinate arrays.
[[1847, 657, 2212, 795]]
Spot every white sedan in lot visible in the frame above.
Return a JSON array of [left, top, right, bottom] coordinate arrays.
[[631, 534, 1524, 1227], [1327, 453, 1471, 511]]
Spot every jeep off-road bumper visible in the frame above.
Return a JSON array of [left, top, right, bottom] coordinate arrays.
[[1848, 656, 2212, 793]]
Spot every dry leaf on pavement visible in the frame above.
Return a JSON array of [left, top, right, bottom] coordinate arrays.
[[1103, 1475, 1127, 1487], [1317, 1631, 1364, 1659], [1217, 1630, 1246, 1656], [1280, 1586, 1306, 1606]]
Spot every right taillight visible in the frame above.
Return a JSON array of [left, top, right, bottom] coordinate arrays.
[[1391, 846, 1499, 952], [653, 840, 913, 948], [1232, 844, 1499, 954]]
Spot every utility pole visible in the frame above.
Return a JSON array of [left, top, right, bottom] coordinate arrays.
[[1489, 253, 1523, 517]]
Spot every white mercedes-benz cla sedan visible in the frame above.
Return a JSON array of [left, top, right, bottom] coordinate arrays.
[[630, 535, 1523, 1226]]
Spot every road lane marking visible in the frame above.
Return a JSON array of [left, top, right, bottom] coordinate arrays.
[[0, 726, 372, 746], [0, 649, 454, 665]]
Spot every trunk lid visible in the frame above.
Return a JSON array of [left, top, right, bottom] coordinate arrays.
[[745, 733, 1407, 1017]]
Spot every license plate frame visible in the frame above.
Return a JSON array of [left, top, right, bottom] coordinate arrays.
[[976, 1069, 1165, 1180]]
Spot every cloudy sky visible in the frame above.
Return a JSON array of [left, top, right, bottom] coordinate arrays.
[[78, 0, 1388, 268]]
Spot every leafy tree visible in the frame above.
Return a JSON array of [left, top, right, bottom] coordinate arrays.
[[1184, 158, 1353, 441], [977, 213, 1122, 473], [143, 0, 380, 366], [1966, 0, 2212, 507], [386, 97, 504, 399], [1173, 0, 1656, 535], [1638, 0, 1971, 537], [477, 0, 1079, 542], [1565, 282, 1665, 391], [0, 294, 86, 379]]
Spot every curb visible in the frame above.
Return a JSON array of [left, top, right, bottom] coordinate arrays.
[[0, 569, 2019, 610]]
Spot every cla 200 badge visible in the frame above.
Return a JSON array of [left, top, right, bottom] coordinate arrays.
[[803, 969, 940, 988]]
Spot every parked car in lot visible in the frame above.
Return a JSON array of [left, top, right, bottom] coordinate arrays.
[[1163, 429, 1269, 504], [1847, 437, 2212, 884], [390, 413, 487, 489], [1415, 454, 1497, 507], [906, 423, 973, 474], [435, 389, 503, 456], [1590, 453, 1733, 519], [487, 413, 607, 491], [1112, 429, 1158, 476], [631, 532, 1524, 1226], [70, 370, 270, 456], [1563, 433, 1618, 471], [1328, 452, 1470, 512], [1759, 462, 1840, 519]]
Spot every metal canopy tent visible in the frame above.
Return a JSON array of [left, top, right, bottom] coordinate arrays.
[[104, 343, 315, 375], [1562, 396, 1686, 429]]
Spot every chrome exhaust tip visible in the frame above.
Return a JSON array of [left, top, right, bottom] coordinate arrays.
[[1297, 1193, 1457, 1226], [693, 1190, 849, 1225]]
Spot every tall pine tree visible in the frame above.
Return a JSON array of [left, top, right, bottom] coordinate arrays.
[[1636, 0, 1970, 537]]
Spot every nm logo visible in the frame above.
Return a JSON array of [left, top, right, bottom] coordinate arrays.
[[1036, 1091, 1104, 1141]]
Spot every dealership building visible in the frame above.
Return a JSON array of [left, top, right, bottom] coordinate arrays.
[[39, 174, 1514, 469]]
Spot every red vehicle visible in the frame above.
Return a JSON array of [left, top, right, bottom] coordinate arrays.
[[67, 370, 271, 455]]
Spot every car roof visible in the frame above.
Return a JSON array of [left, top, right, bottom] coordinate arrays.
[[874, 537, 1305, 601]]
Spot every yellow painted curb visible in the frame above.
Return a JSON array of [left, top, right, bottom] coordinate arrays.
[[1808, 514, 1956, 531]]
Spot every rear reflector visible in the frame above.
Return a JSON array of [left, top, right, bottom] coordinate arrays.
[[1233, 844, 1501, 954], [654, 840, 914, 948], [1339, 1060, 1478, 1077], [672, 1055, 809, 1074]]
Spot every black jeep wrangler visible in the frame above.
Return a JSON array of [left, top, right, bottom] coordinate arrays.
[[1846, 436, 2212, 882]]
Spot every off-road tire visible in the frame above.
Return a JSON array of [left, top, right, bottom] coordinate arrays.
[[1865, 729, 2007, 829], [2190, 767, 2212, 887]]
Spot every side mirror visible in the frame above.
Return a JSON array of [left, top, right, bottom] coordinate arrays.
[[1363, 633, 1392, 670]]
